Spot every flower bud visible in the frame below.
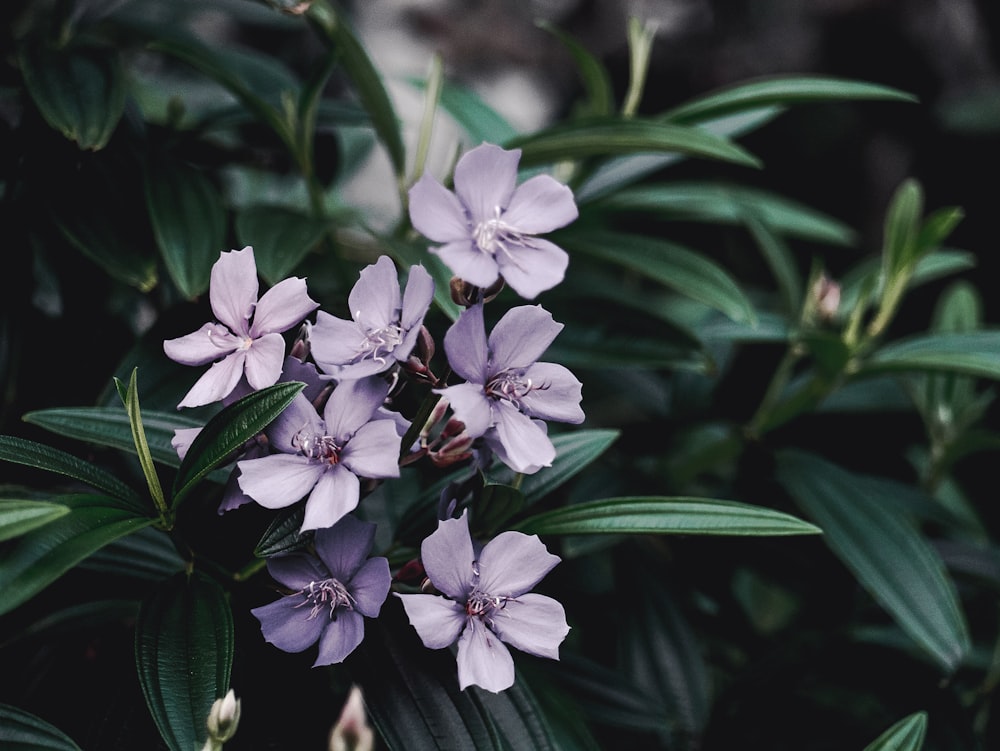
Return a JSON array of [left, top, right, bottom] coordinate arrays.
[[206, 689, 241, 745], [329, 685, 374, 751], [449, 276, 504, 307], [810, 273, 841, 322]]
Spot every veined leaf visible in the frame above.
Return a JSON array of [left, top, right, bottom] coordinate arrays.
[[0, 703, 82, 750], [235, 205, 330, 285], [514, 497, 821, 536], [172, 382, 304, 506], [861, 331, 1000, 380], [0, 499, 70, 543], [0, 494, 154, 617], [863, 711, 928, 751], [776, 450, 970, 672], [135, 571, 233, 751]]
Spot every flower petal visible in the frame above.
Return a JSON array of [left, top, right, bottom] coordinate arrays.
[[250, 276, 318, 337], [408, 174, 472, 243], [301, 464, 360, 531], [310, 311, 367, 375], [396, 594, 467, 649], [324, 377, 389, 441], [313, 514, 376, 581], [483, 427, 546, 476], [400, 264, 435, 332], [519, 362, 584, 423], [210, 247, 258, 336], [490, 593, 569, 660], [348, 255, 401, 331], [177, 351, 247, 408], [243, 332, 286, 390], [496, 238, 569, 300], [443, 303, 488, 384], [171, 427, 201, 460], [492, 402, 556, 473], [502, 174, 578, 234], [420, 510, 475, 601], [341, 419, 402, 479], [453, 143, 521, 223], [164, 323, 240, 366], [348, 557, 392, 618], [313, 609, 364, 666], [266, 552, 329, 591], [237, 453, 324, 509], [477, 530, 560, 597], [267, 392, 325, 455], [488, 305, 562, 372], [281, 355, 332, 405], [456, 621, 515, 693], [432, 240, 500, 289], [437, 383, 492, 438], [251, 595, 326, 653]]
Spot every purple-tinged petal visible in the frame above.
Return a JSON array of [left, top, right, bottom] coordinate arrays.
[[237, 453, 324, 509], [171, 427, 201, 460], [301, 465, 360, 531], [408, 174, 471, 243], [400, 264, 435, 331], [492, 403, 556, 473], [210, 247, 258, 336], [502, 174, 578, 234], [348, 557, 391, 618], [432, 240, 500, 289], [250, 276, 318, 337], [456, 621, 515, 693], [490, 593, 569, 659], [243, 332, 285, 390], [313, 609, 365, 666], [329, 356, 393, 381], [420, 511, 476, 601], [477, 531, 560, 597], [488, 306, 562, 372], [519, 362, 584, 423], [311, 311, 367, 375], [453, 144, 521, 224], [396, 594, 467, 649], [219, 465, 254, 513], [348, 256, 401, 331], [378, 406, 412, 439], [251, 596, 325, 653], [267, 393, 324, 455], [313, 515, 376, 582], [483, 428, 546, 476], [324, 377, 389, 441], [496, 238, 569, 300], [177, 351, 247, 408], [341, 419, 402, 479], [221, 377, 253, 407], [443, 303, 489, 384], [281, 355, 332, 405], [437, 383, 492, 438], [164, 323, 240, 366], [266, 552, 330, 591]]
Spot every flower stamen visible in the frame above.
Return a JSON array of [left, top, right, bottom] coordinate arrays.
[[295, 577, 356, 620]]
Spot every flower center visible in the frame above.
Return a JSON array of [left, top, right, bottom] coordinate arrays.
[[473, 206, 524, 258], [464, 560, 514, 629], [485, 370, 545, 408], [357, 321, 405, 365], [292, 429, 343, 464], [295, 577, 355, 621]]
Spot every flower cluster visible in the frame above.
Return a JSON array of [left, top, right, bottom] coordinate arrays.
[[164, 143, 580, 690]]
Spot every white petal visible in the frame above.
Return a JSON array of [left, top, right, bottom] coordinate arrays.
[[210, 247, 258, 336], [396, 594, 467, 649], [490, 593, 569, 660], [177, 351, 247, 408], [502, 174, 578, 234], [237, 453, 323, 509], [301, 465, 360, 531], [477, 531, 560, 597], [453, 144, 521, 223], [420, 511, 475, 601], [456, 621, 515, 693]]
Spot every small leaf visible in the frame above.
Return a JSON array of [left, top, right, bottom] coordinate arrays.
[[514, 497, 822, 536], [861, 331, 1000, 380], [776, 450, 970, 672], [172, 382, 304, 506], [0, 703, 82, 750], [118, 369, 167, 514], [863, 711, 928, 751], [0, 499, 69, 542], [135, 571, 234, 751], [745, 216, 803, 313], [433, 80, 518, 144], [0, 494, 154, 617], [254, 505, 309, 558], [234, 205, 330, 285], [882, 178, 924, 279]]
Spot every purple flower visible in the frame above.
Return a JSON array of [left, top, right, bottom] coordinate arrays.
[[310, 256, 434, 380], [252, 515, 391, 666], [164, 247, 319, 408], [436, 304, 584, 473], [237, 377, 403, 531], [408, 143, 578, 299], [397, 510, 569, 693]]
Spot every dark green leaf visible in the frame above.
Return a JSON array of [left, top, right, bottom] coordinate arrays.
[[0, 494, 154, 617], [546, 335, 710, 373], [861, 331, 1000, 380], [254, 505, 309, 558], [469, 483, 524, 538], [538, 21, 614, 117], [0, 499, 69, 543], [863, 711, 928, 751], [81, 526, 186, 581], [234, 205, 330, 285], [882, 178, 923, 279], [747, 213, 823, 314], [0, 703, 82, 750], [515, 496, 821, 536], [135, 571, 234, 751], [433, 80, 518, 144], [776, 450, 970, 672], [172, 382, 304, 506], [471, 676, 560, 751], [118, 369, 167, 514], [0, 435, 142, 507]]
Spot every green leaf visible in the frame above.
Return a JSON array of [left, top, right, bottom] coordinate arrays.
[[22, 407, 203, 469], [0, 435, 142, 507], [514, 497, 822, 537], [663, 75, 917, 125], [253, 506, 308, 558], [117, 369, 167, 515], [172, 382, 304, 506], [745, 216, 803, 314], [433, 80, 518, 144], [776, 450, 970, 672], [0, 703, 82, 750], [145, 155, 227, 300], [0, 494, 154, 617], [882, 178, 924, 279], [234, 205, 330, 286], [863, 711, 928, 751], [135, 571, 234, 751], [861, 331, 1000, 380], [19, 41, 126, 150], [469, 483, 524, 538], [559, 229, 756, 324], [538, 21, 614, 117], [0, 499, 69, 543], [508, 117, 762, 169], [81, 526, 186, 581], [838, 249, 976, 315], [546, 334, 710, 373]]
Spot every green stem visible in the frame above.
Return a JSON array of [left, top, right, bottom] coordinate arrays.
[[233, 558, 268, 582]]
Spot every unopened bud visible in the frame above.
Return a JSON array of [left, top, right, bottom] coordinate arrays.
[[267, 0, 314, 14], [329, 685, 374, 751], [204, 689, 241, 748], [810, 274, 841, 322], [289, 321, 312, 360], [449, 276, 505, 307]]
